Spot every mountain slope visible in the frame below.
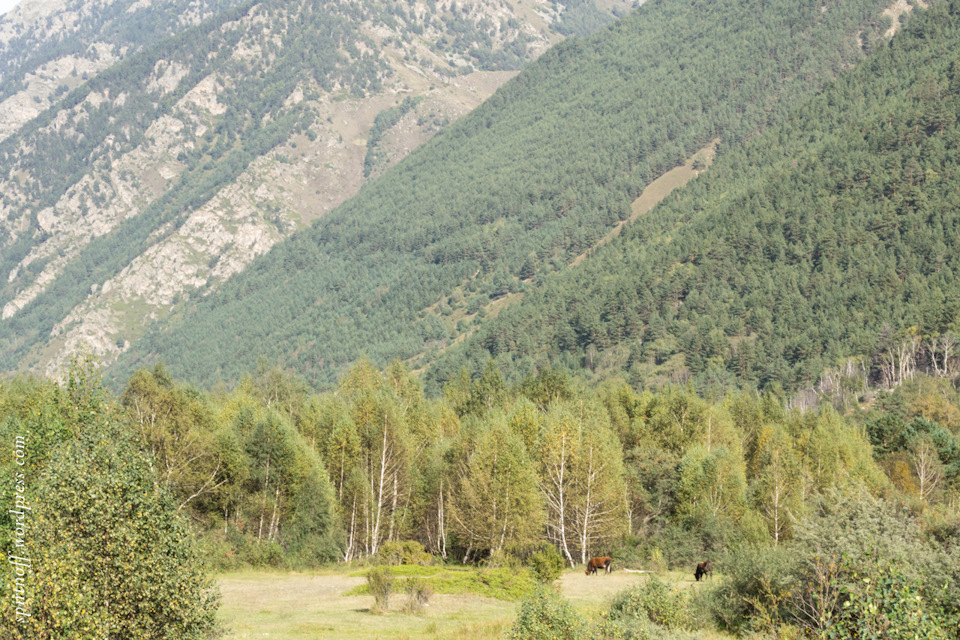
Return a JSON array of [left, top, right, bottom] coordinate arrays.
[[0, 0, 633, 376], [0, 0, 251, 143], [427, 0, 960, 395], [114, 0, 893, 388]]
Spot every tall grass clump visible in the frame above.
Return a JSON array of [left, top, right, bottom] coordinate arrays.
[[367, 565, 395, 613], [402, 577, 434, 615]]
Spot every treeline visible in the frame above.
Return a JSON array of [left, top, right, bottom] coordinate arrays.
[[429, 0, 960, 397], [3, 358, 960, 635], [118, 0, 891, 388], [16, 358, 960, 565]]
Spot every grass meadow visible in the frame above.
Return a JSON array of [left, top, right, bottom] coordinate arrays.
[[216, 567, 733, 639]]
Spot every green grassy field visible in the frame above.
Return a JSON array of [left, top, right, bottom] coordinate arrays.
[[215, 567, 731, 639]]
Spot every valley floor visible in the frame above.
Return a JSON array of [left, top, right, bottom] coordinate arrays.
[[216, 568, 729, 639]]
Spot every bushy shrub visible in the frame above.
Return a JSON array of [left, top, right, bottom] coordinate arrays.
[[483, 548, 525, 570], [1, 418, 219, 639], [608, 577, 689, 629], [650, 524, 703, 569], [401, 577, 433, 614], [710, 544, 799, 633], [825, 563, 950, 639], [793, 487, 960, 615], [610, 534, 647, 569], [649, 547, 667, 574], [598, 580, 710, 640], [199, 529, 244, 572], [786, 555, 955, 637], [244, 540, 286, 568], [647, 518, 735, 569], [378, 540, 433, 566], [367, 565, 395, 613], [509, 585, 589, 640], [529, 545, 566, 583]]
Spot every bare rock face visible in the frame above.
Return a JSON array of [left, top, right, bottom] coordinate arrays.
[[0, 0, 635, 377], [0, 45, 119, 143]]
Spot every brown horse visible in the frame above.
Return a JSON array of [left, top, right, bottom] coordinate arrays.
[[694, 561, 713, 581], [585, 557, 613, 575]]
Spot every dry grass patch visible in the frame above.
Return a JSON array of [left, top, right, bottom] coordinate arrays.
[[216, 566, 734, 639], [216, 569, 519, 639]]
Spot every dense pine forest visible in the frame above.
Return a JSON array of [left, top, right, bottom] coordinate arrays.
[[116, 0, 892, 388], [428, 0, 960, 398]]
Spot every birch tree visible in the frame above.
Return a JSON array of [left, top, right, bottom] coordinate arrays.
[[354, 393, 411, 556], [753, 427, 802, 543], [537, 408, 580, 567], [122, 365, 225, 513], [569, 423, 627, 564], [537, 404, 627, 567], [912, 435, 944, 502], [451, 423, 543, 557]]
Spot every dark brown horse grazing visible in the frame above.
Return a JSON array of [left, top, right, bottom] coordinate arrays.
[[585, 557, 613, 575], [694, 561, 713, 582]]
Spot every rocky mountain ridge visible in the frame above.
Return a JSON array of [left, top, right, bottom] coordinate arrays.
[[0, 0, 634, 377]]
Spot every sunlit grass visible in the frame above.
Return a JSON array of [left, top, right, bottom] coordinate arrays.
[[215, 566, 736, 639]]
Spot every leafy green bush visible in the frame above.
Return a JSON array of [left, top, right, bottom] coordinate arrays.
[[826, 563, 951, 639], [710, 544, 799, 633], [649, 547, 667, 574], [378, 540, 433, 566], [1, 417, 219, 638], [608, 577, 690, 630], [198, 529, 244, 572], [792, 488, 960, 616], [509, 585, 589, 640], [529, 545, 566, 583], [244, 540, 286, 568]]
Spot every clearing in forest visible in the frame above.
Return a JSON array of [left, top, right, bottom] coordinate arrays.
[[216, 567, 726, 639]]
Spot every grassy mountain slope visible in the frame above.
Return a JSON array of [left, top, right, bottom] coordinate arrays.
[[116, 0, 893, 388], [0, 0, 631, 376], [427, 0, 960, 395]]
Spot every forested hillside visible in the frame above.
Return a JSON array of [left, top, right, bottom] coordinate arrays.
[[118, 0, 892, 388], [0, 0, 629, 378], [428, 0, 960, 397]]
